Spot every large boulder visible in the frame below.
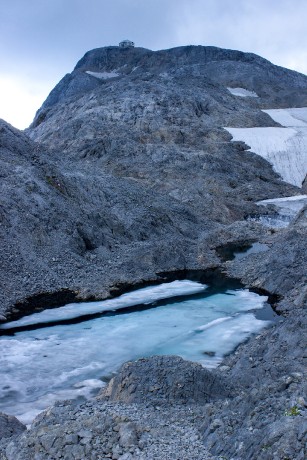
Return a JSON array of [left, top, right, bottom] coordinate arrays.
[[101, 355, 235, 404]]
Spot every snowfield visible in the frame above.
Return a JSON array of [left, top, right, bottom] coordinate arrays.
[[263, 107, 307, 127], [227, 87, 259, 97], [225, 108, 307, 187], [86, 70, 119, 79]]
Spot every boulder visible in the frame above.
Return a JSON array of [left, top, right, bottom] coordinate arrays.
[[101, 355, 234, 404]]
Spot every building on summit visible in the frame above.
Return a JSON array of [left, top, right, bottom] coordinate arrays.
[[119, 40, 135, 48]]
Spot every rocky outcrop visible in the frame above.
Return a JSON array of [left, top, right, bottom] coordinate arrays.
[[227, 206, 307, 313], [197, 208, 307, 459], [0, 118, 214, 318], [0, 413, 25, 440], [101, 355, 234, 405], [1, 357, 230, 460]]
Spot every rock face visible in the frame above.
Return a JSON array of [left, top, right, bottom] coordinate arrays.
[[0, 45, 307, 460], [101, 355, 234, 404], [0, 413, 25, 440], [228, 211, 307, 313], [1, 117, 215, 317], [0, 357, 233, 460]]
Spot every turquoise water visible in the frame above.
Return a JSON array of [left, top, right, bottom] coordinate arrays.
[[0, 280, 273, 424]]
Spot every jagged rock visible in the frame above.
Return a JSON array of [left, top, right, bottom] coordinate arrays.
[[227, 209, 307, 311], [101, 355, 234, 404], [0, 412, 25, 439], [31, 45, 307, 116]]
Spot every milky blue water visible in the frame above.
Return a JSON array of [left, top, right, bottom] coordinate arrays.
[[0, 280, 273, 424]]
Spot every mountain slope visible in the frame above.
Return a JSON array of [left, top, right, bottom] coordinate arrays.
[[2, 45, 306, 315], [0, 44, 306, 460]]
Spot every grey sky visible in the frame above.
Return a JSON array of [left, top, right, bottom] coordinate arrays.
[[1, 0, 306, 128]]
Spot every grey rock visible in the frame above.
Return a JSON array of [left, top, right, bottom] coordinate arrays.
[[31, 45, 307, 116], [118, 423, 138, 448], [118, 454, 134, 460], [227, 210, 307, 312], [0, 412, 25, 439], [101, 355, 234, 405], [1, 398, 213, 459]]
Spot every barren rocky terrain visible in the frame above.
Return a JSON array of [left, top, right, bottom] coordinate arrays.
[[0, 45, 306, 459]]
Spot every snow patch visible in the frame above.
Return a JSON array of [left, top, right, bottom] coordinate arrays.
[[263, 108, 307, 127], [226, 126, 296, 152], [86, 70, 119, 80], [250, 194, 307, 229], [258, 194, 307, 204], [195, 316, 231, 331], [227, 87, 258, 98], [257, 194, 307, 216], [225, 107, 307, 186]]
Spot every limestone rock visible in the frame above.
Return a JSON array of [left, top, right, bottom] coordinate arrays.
[[0, 412, 25, 439], [101, 355, 234, 404]]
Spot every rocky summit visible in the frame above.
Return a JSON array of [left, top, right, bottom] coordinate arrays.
[[0, 45, 306, 459]]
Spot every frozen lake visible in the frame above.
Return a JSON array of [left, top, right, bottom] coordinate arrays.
[[0, 280, 274, 424]]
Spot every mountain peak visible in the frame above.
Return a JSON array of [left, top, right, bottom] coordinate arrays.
[[29, 44, 307, 128]]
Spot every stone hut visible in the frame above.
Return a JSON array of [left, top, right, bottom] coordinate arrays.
[[119, 40, 135, 49]]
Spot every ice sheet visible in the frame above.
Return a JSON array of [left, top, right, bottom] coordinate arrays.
[[249, 194, 307, 228], [263, 108, 307, 127], [226, 126, 306, 186]]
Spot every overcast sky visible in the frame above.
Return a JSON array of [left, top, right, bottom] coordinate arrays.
[[1, 0, 306, 129]]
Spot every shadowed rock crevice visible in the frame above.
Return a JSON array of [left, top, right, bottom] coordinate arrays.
[[2, 289, 80, 323]]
